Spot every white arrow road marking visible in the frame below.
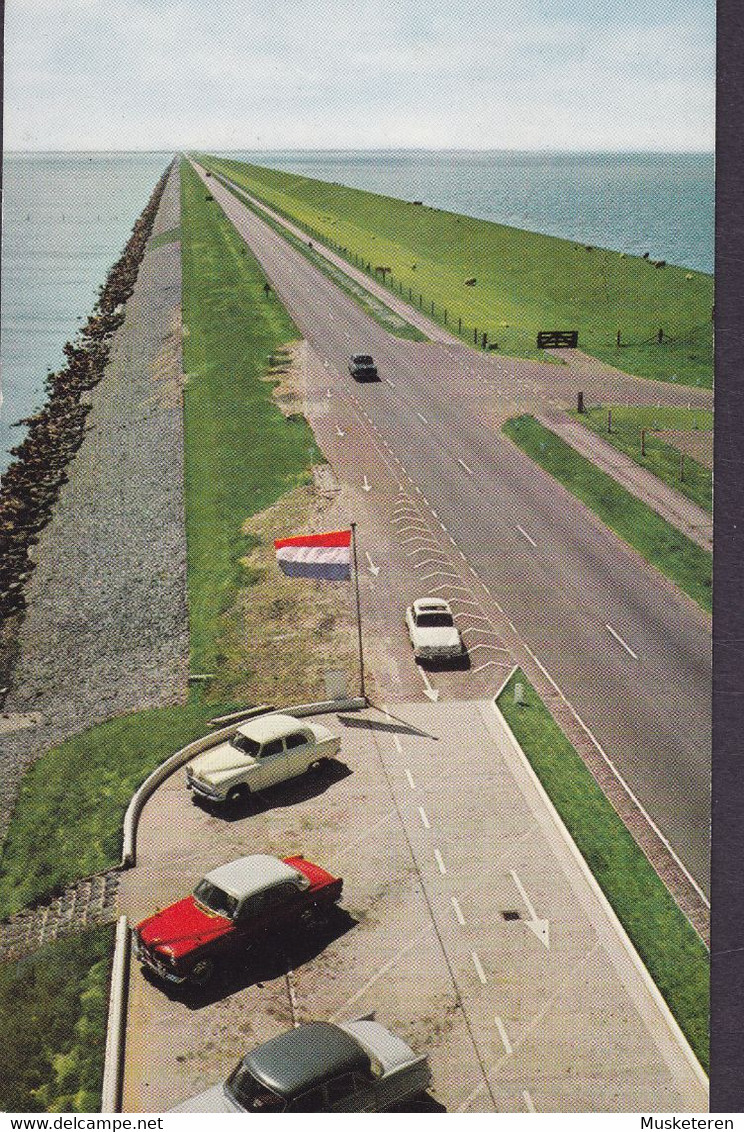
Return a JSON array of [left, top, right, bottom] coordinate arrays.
[[606, 623, 639, 660], [336, 425, 345, 437], [362, 476, 372, 492], [510, 869, 550, 949], [416, 664, 440, 701], [494, 1017, 513, 1055], [516, 524, 537, 548], [364, 551, 380, 576]]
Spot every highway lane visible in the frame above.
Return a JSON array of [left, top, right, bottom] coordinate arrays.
[[193, 165, 711, 894]]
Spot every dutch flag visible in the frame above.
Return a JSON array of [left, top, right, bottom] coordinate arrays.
[[274, 528, 352, 581]]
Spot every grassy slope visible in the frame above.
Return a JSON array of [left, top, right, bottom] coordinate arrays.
[[0, 926, 114, 1112], [572, 405, 712, 513], [181, 159, 322, 673], [498, 671, 709, 1071], [503, 415, 712, 611], [197, 154, 712, 389]]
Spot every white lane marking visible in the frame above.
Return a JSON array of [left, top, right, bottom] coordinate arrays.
[[523, 1091, 536, 1113], [416, 664, 440, 702], [405, 768, 415, 789], [417, 411, 428, 424], [471, 951, 487, 985], [495, 1016, 513, 1055], [385, 378, 395, 387], [606, 623, 639, 660], [471, 659, 511, 674], [516, 524, 537, 548], [335, 425, 345, 437], [458, 458, 474, 475], [431, 509, 438, 518], [422, 496, 429, 506], [418, 806, 431, 830], [459, 550, 467, 560], [441, 523, 448, 532], [451, 897, 466, 925], [434, 849, 447, 874], [415, 485, 422, 494], [327, 924, 434, 1022], [393, 734, 403, 753]]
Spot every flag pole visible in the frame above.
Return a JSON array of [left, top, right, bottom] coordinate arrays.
[[350, 522, 366, 702]]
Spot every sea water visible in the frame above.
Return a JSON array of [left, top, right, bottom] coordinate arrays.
[[0, 149, 713, 472]]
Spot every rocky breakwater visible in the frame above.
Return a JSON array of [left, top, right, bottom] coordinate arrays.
[[0, 157, 190, 838]]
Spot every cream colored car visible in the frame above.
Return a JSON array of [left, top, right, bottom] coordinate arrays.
[[186, 713, 341, 806], [405, 597, 466, 663]]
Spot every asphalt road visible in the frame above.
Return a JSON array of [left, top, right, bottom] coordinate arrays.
[[192, 164, 711, 897], [119, 702, 706, 1113]]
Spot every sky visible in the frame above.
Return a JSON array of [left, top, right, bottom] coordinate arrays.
[[3, 0, 715, 151]]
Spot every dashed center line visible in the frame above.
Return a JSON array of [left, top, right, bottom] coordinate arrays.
[[606, 623, 639, 660], [457, 457, 474, 475], [451, 896, 466, 925], [418, 806, 431, 830], [385, 378, 395, 387], [471, 951, 487, 985], [516, 524, 537, 548], [417, 411, 429, 424], [405, 768, 416, 789], [392, 734, 403, 754], [495, 1016, 513, 1055], [523, 1090, 537, 1113], [434, 849, 447, 875]]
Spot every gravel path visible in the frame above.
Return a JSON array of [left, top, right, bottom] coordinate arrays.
[[0, 163, 189, 839]]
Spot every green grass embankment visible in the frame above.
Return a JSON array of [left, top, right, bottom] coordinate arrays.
[[503, 415, 712, 611], [196, 153, 712, 389], [0, 926, 114, 1112], [572, 405, 712, 513], [214, 173, 426, 341], [497, 670, 709, 1072]]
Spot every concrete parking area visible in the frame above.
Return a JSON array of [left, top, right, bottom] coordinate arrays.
[[118, 700, 705, 1113]]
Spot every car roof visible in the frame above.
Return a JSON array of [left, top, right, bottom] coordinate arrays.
[[412, 597, 452, 613], [202, 855, 304, 900], [235, 713, 307, 742], [244, 1022, 370, 1099]]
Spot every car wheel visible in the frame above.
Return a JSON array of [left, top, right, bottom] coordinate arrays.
[[226, 784, 251, 808], [308, 758, 328, 774], [189, 957, 216, 986]]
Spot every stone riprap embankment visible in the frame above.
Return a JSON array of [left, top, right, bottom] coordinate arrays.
[[0, 160, 190, 838]]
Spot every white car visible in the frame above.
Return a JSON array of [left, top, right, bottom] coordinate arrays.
[[405, 598, 466, 663], [186, 713, 341, 806]]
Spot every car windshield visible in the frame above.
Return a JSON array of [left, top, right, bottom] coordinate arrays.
[[354, 356, 373, 365], [226, 1064, 286, 1111], [193, 879, 238, 919], [230, 733, 261, 757], [416, 612, 454, 628]]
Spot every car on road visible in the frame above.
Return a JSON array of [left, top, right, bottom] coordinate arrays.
[[348, 353, 379, 381], [405, 597, 466, 663], [134, 854, 343, 987], [185, 712, 341, 807], [171, 1019, 431, 1112]]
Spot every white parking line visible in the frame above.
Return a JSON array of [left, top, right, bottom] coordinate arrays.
[[495, 1016, 513, 1055], [516, 524, 537, 548], [458, 457, 474, 475], [451, 897, 466, 925], [523, 1090, 537, 1112], [405, 768, 416, 789], [434, 849, 447, 875], [471, 951, 487, 985], [606, 623, 639, 660], [418, 806, 431, 830]]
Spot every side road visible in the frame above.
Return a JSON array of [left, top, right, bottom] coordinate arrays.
[[534, 409, 712, 550], [117, 699, 706, 1113], [0, 163, 189, 837]]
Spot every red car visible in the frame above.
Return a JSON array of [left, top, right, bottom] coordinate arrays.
[[135, 854, 343, 986]]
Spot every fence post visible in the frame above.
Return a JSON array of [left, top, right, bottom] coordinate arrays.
[[577, 391, 584, 414], [641, 429, 646, 457], [482, 332, 487, 349], [419, 294, 423, 309], [444, 308, 448, 325], [458, 317, 462, 334], [680, 453, 685, 482], [607, 409, 612, 434], [431, 300, 435, 316]]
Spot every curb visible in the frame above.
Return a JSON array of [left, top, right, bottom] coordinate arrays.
[[120, 696, 366, 867], [100, 915, 130, 1113], [489, 688, 708, 1090]]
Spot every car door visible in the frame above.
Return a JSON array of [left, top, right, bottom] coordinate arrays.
[[254, 736, 290, 788], [283, 730, 313, 776]]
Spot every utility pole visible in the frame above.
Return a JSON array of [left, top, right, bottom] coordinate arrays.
[[350, 522, 366, 702]]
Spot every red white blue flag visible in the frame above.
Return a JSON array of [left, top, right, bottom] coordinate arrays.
[[274, 529, 352, 581]]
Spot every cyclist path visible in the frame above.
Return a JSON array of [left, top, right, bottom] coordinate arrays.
[[534, 408, 712, 551]]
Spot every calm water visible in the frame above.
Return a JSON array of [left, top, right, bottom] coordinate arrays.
[[0, 151, 171, 473], [1, 149, 713, 472]]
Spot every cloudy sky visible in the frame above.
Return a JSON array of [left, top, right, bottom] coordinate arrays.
[[3, 0, 714, 151]]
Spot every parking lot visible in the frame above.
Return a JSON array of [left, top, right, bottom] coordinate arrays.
[[118, 699, 705, 1112]]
